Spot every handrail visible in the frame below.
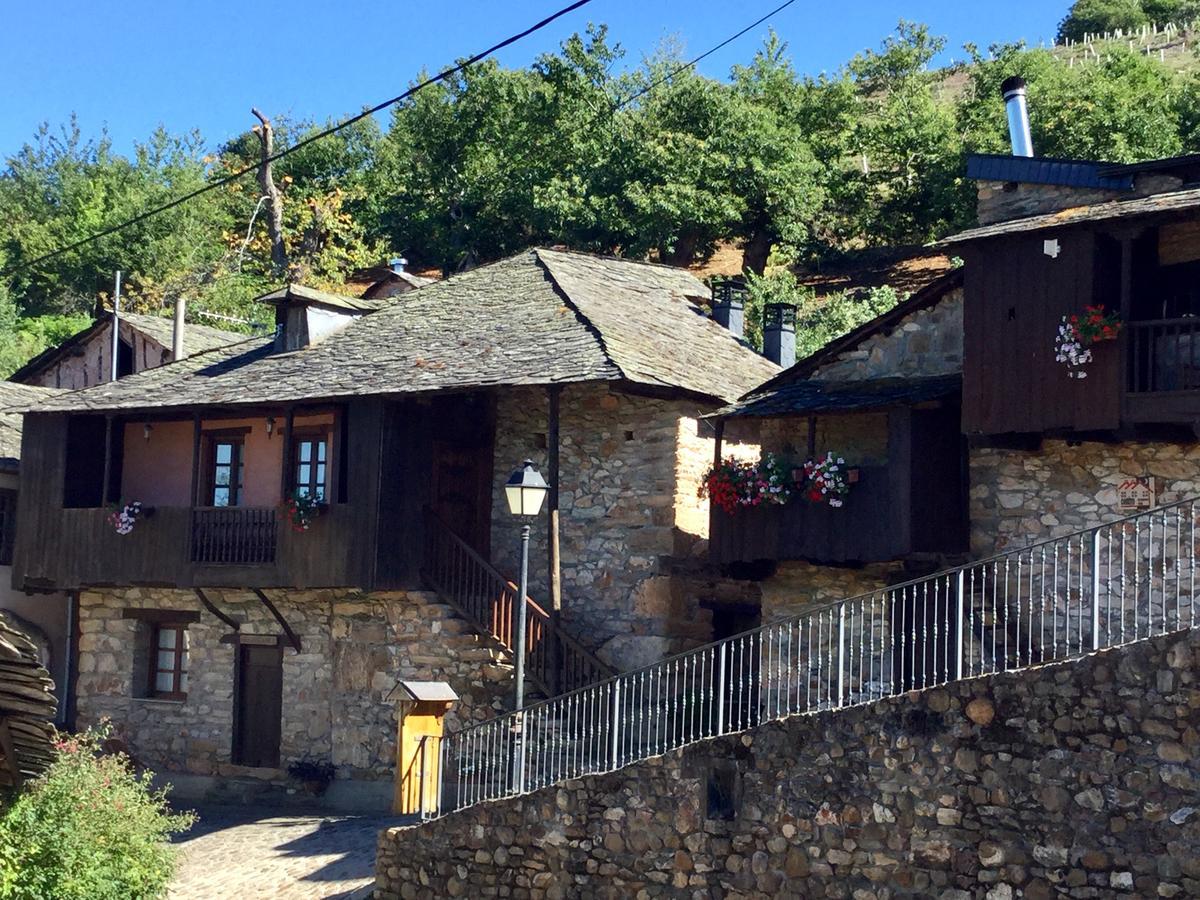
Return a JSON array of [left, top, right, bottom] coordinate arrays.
[[422, 509, 613, 696], [438, 496, 1200, 815]]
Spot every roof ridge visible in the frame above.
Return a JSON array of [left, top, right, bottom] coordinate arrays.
[[534, 246, 708, 283], [532, 249, 627, 381]]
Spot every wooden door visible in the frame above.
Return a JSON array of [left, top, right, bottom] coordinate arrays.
[[233, 644, 282, 768], [431, 440, 493, 554]]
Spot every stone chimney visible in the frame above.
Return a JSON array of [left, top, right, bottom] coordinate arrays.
[[763, 304, 796, 369], [711, 277, 746, 339]]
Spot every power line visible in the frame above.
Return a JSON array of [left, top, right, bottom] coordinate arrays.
[[2, 0, 594, 279], [610, 0, 798, 114]]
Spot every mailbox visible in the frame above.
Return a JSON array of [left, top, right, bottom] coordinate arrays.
[[387, 680, 458, 816]]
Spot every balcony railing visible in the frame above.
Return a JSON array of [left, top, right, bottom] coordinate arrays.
[[1127, 317, 1200, 393], [190, 507, 277, 565]]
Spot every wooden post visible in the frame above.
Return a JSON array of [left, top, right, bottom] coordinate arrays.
[[1119, 235, 1134, 403], [547, 386, 562, 695], [100, 415, 113, 505], [188, 413, 202, 506], [280, 406, 295, 501]]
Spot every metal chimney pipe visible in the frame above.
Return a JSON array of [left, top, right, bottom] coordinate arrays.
[[389, 257, 408, 274], [172, 296, 186, 360], [1001, 76, 1034, 158], [110, 270, 121, 382]]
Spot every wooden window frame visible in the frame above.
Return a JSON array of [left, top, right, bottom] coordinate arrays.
[[149, 623, 189, 701], [289, 427, 332, 502], [203, 430, 248, 508]]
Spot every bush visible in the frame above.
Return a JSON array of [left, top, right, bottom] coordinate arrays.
[[0, 726, 195, 900]]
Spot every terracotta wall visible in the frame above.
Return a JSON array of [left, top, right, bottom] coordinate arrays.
[[120, 412, 333, 508]]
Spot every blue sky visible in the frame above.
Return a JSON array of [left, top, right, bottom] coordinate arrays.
[[1, 1, 1066, 157]]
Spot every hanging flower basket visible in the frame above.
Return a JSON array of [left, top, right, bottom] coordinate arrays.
[[107, 501, 152, 535], [798, 453, 852, 508], [1054, 305, 1122, 379], [283, 492, 324, 532], [700, 453, 792, 515]]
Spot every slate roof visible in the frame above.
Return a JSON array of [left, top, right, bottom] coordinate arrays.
[[714, 374, 961, 419], [0, 613, 58, 787], [938, 185, 1200, 245], [257, 283, 387, 313], [0, 383, 62, 470], [966, 154, 1133, 190], [8, 312, 244, 384], [24, 249, 779, 415]]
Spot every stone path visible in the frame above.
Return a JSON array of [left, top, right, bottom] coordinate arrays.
[[169, 804, 410, 899]]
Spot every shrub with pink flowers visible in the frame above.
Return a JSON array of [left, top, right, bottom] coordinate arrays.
[[0, 723, 195, 899], [799, 452, 852, 508]]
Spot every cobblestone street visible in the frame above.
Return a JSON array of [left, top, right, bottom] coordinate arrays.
[[169, 805, 409, 899]]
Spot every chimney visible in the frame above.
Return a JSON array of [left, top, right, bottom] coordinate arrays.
[[389, 257, 408, 275], [172, 296, 186, 361], [762, 303, 796, 369], [711, 277, 746, 339], [1001, 76, 1033, 158]]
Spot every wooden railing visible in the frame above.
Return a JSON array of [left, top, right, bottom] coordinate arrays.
[[190, 507, 277, 565], [1127, 317, 1200, 393], [422, 510, 613, 697]]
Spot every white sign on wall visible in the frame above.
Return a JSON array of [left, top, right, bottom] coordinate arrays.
[[1117, 477, 1156, 513]]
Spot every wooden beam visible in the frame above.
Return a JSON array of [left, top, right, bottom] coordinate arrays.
[[121, 608, 201, 625], [713, 419, 725, 468], [194, 588, 240, 631], [251, 589, 302, 653], [807, 415, 818, 458], [280, 406, 295, 501], [101, 415, 113, 505], [546, 385, 562, 695], [188, 413, 202, 507]]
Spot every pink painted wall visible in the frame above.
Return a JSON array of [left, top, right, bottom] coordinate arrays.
[[120, 413, 334, 508]]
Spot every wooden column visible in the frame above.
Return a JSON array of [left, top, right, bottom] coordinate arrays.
[[100, 415, 113, 505], [713, 418, 725, 468], [279, 406, 295, 500], [547, 386, 562, 695], [188, 413, 202, 506]]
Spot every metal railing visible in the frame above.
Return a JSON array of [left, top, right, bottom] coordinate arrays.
[[438, 498, 1200, 815], [1127, 317, 1200, 393], [190, 507, 277, 565], [422, 510, 613, 696]]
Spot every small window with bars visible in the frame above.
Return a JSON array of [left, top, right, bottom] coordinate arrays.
[[292, 434, 329, 502], [150, 625, 189, 700], [0, 489, 16, 567]]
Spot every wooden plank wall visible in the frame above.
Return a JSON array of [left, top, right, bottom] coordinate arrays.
[[962, 230, 1120, 435]]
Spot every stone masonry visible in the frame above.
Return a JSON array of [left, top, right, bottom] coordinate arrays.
[[970, 439, 1200, 556], [76, 587, 512, 790], [377, 626, 1200, 899], [490, 383, 728, 669]]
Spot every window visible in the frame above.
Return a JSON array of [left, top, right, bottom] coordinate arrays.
[[150, 625, 188, 699], [292, 434, 328, 501], [0, 489, 15, 566], [207, 437, 245, 507]]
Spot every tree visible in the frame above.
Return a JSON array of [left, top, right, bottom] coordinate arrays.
[[1058, 0, 1200, 43]]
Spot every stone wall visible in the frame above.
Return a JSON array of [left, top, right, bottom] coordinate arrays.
[[76, 587, 512, 792], [490, 384, 729, 668], [975, 174, 1182, 226], [759, 412, 891, 466], [811, 288, 963, 382], [377, 626, 1200, 899], [970, 439, 1200, 556]]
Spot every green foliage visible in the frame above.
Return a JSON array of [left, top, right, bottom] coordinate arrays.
[[4, 18, 1200, 375], [744, 269, 903, 359], [1058, 0, 1200, 43], [0, 726, 195, 900]]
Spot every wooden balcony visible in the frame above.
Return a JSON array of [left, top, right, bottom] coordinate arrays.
[[13, 503, 370, 591], [1125, 317, 1200, 423]]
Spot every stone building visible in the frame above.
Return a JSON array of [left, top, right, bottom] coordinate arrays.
[[10, 248, 777, 808]]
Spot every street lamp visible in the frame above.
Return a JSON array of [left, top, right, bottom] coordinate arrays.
[[504, 459, 548, 794]]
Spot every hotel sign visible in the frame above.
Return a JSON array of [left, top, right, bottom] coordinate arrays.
[[1117, 477, 1155, 513]]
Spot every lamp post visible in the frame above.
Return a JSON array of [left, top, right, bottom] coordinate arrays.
[[504, 459, 548, 794]]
